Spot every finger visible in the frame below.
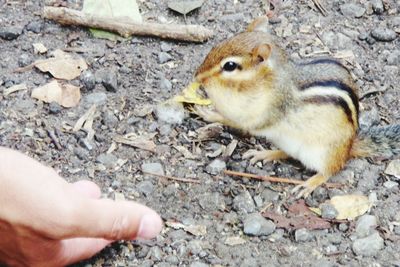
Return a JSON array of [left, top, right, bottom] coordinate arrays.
[[59, 237, 112, 266], [71, 180, 101, 199], [65, 199, 163, 241]]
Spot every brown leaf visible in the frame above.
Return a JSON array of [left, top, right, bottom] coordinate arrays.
[[263, 200, 331, 230], [31, 80, 81, 107], [114, 133, 156, 152], [34, 50, 88, 80]]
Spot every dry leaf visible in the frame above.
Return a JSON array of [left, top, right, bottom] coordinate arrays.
[[184, 225, 207, 236], [224, 236, 246, 246], [196, 123, 224, 140], [33, 43, 48, 54], [173, 145, 197, 159], [168, 0, 204, 15], [114, 133, 156, 152], [328, 195, 371, 220], [3, 83, 27, 96], [31, 80, 81, 107], [34, 49, 87, 80], [263, 200, 331, 230], [174, 82, 212, 106]]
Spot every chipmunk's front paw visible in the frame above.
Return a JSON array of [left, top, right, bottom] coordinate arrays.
[[193, 105, 224, 123], [291, 174, 328, 199], [243, 149, 288, 165]]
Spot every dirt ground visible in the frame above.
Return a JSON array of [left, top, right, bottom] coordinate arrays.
[[1, 0, 400, 266]]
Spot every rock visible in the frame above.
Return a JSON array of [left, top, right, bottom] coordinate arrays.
[[371, 28, 397, 42], [102, 111, 118, 128], [0, 26, 23, 40], [74, 146, 89, 160], [85, 92, 107, 105], [137, 180, 155, 196], [336, 32, 352, 49], [160, 42, 172, 52], [158, 52, 173, 64], [383, 180, 398, 189], [205, 159, 226, 175], [352, 232, 384, 256], [80, 70, 96, 90], [198, 192, 226, 212], [387, 50, 400, 65], [148, 246, 163, 261], [48, 101, 62, 114], [359, 107, 380, 128], [243, 213, 276, 236], [385, 159, 400, 178], [232, 191, 255, 213], [355, 215, 378, 238], [320, 203, 338, 220], [295, 228, 312, 242], [26, 21, 43, 33], [18, 53, 32, 67], [338, 223, 349, 232], [160, 76, 172, 92], [142, 162, 164, 176], [96, 153, 117, 168], [340, 4, 366, 18], [155, 101, 185, 124], [370, 0, 384, 14], [101, 71, 118, 92], [190, 262, 208, 267]]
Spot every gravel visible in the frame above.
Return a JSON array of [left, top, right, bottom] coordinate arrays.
[[205, 158, 226, 175], [232, 191, 256, 214], [355, 215, 378, 238], [371, 28, 398, 42], [352, 232, 384, 256], [0, 26, 23, 40], [243, 213, 276, 236], [340, 4, 366, 18], [141, 162, 164, 176], [295, 228, 313, 242]]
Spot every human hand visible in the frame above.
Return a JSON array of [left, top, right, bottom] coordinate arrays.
[[0, 147, 163, 267]]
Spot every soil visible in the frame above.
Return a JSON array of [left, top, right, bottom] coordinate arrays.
[[1, 0, 400, 266]]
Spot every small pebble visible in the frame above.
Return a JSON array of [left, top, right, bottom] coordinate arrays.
[[355, 215, 378, 238], [26, 21, 43, 33], [370, 0, 384, 14], [48, 101, 62, 114], [383, 180, 398, 189], [155, 101, 185, 125], [80, 70, 96, 90], [190, 262, 208, 267], [96, 153, 117, 168], [160, 42, 172, 52], [160, 76, 172, 92], [137, 180, 155, 196], [205, 159, 226, 175], [387, 50, 400, 65], [295, 228, 312, 242], [0, 26, 23, 40], [352, 232, 384, 256], [385, 159, 400, 178], [320, 203, 338, 220], [340, 4, 366, 18], [18, 54, 32, 67], [371, 28, 397, 42], [243, 213, 276, 236], [232, 191, 255, 213], [141, 162, 164, 176], [101, 71, 118, 92], [85, 92, 107, 105], [338, 223, 349, 232], [158, 52, 173, 64]]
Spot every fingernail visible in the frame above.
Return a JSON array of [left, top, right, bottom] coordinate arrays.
[[137, 213, 162, 239]]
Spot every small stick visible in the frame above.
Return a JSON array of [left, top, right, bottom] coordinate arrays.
[[43, 7, 214, 43], [224, 170, 342, 188], [143, 171, 201, 184]]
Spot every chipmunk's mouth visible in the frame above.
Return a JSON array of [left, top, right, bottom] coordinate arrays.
[[197, 85, 209, 100]]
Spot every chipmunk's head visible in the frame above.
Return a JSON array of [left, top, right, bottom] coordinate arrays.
[[194, 31, 288, 129]]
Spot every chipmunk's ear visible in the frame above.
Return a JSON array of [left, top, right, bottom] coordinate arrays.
[[251, 44, 272, 64]]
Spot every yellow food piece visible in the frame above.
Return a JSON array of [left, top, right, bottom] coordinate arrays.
[[174, 82, 212, 106]]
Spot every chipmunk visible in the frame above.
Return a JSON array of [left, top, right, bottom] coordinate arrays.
[[193, 18, 400, 198]]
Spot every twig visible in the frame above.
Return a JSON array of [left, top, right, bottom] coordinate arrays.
[[312, 0, 328, 16], [47, 128, 63, 150], [143, 171, 201, 184], [43, 7, 214, 43], [224, 170, 342, 188]]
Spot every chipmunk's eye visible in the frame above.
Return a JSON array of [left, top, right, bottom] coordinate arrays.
[[222, 61, 239, 72]]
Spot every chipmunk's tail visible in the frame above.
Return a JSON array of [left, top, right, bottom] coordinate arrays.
[[351, 124, 400, 159]]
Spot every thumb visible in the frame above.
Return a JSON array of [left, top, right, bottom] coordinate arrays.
[[65, 198, 163, 241]]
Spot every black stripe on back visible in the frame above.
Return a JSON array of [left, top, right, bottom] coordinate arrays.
[[299, 80, 359, 116], [303, 95, 354, 125], [299, 58, 346, 68]]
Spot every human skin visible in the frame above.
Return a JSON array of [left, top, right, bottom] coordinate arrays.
[[0, 147, 163, 266]]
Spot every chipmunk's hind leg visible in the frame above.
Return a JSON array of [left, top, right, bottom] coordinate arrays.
[[243, 149, 289, 165], [291, 173, 329, 199]]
